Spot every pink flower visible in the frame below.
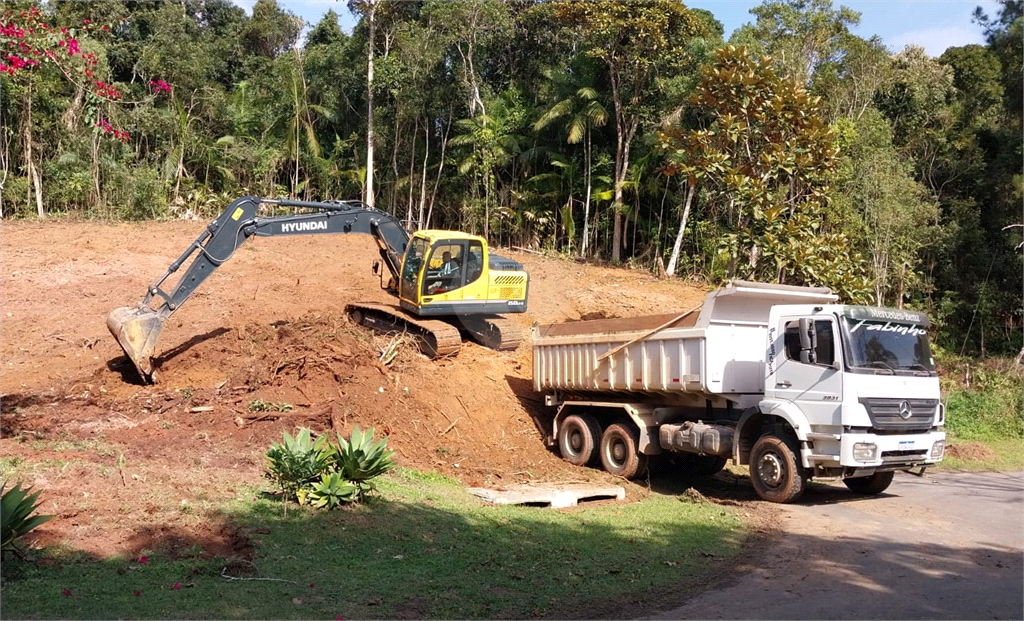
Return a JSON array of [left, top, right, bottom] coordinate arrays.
[[309, 583, 315, 588], [173, 582, 182, 590], [62, 588, 71, 597], [134, 589, 141, 596], [336, 616, 344, 620], [139, 555, 148, 564]]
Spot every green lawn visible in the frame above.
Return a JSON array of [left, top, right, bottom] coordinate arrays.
[[2, 468, 745, 619]]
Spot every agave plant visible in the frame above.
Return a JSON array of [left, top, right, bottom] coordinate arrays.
[[265, 427, 333, 508], [2, 482, 53, 557], [308, 472, 357, 510], [331, 426, 395, 500]]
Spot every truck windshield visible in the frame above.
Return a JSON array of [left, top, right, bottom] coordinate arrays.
[[840, 317, 936, 375]]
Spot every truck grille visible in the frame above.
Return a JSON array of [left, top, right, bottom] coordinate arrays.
[[881, 449, 928, 463], [859, 398, 938, 432]]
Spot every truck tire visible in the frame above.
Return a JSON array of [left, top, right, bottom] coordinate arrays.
[[599, 423, 648, 479], [843, 471, 894, 495], [749, 434, 806, 503], [558, 414, 601, 467]]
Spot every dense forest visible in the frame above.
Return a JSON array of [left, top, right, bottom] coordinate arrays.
[[1, 0, 1021, 357]]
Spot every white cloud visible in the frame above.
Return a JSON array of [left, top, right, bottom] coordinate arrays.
[[889, 26, 987, 57]]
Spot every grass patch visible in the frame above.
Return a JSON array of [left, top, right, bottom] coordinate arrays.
[[1, 468, 744, 619], [934, 355, 1022, 471], [939, 355, 1022, 441]]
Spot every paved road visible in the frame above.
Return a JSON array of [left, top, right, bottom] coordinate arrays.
[[649, 471, 1023, 620]]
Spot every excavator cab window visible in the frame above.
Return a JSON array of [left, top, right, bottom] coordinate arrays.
[[400, 237, 429, 301], [465, 241, 484, 285], [424, 243, 466, 295]]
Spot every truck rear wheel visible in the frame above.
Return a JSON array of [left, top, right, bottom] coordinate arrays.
[[558, 414, 601, 467], [750, 434, 806, 503], [843, 471, 894, 495], [600, 423, 648, 479]]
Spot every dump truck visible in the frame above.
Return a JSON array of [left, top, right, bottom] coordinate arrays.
[[532, 280, 945, 503]]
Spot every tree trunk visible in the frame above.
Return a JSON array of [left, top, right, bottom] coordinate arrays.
[[91, 132, 101, 209], [364, 0, 377, 207], [24, 81, 43, 218], [425, 113, 451, 229], [581, 127, 593, 256], [417, 120, 429, 228], [666, 180, 695, 277], [389, 120, 400, 216], [405, 118, 417, 225]]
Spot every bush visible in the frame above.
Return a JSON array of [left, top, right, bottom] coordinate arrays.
[[328, 425, 396, 501], [265, 428, 332, 509], [265, 426, 395, 510], [2, 482, 53, 558]]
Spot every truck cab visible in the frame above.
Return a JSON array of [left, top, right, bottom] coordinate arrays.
[[760, 304, 945, 485]]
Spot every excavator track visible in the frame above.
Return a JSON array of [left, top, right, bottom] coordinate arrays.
[[458, 315, 523, 352], [345, 302, 462, 358]]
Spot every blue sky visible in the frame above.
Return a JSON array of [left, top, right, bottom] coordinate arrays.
[[233, 0, 1001, 58]]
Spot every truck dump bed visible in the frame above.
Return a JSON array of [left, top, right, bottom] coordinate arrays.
[[531, 280, 837, 398]]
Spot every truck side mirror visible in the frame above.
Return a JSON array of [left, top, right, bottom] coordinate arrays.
[[799, 318, 817, 365]]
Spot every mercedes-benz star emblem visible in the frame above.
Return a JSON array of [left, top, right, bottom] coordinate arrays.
[[898, 400, 913, 420]]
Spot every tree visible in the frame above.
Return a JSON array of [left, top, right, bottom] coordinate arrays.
[[533, 63, 609, 256], [731, 0, 860, 85], [1, 5, 128, 217], [349, 0, 378, 207], [554, 0, 707, 262], [660, 45, 870, 300], [832, 111, 941, 307]]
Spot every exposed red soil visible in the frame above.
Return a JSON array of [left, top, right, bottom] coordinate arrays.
[[0, 219, 708, 561]]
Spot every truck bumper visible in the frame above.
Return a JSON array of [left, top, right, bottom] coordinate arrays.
[[839, 431, 945, 471]]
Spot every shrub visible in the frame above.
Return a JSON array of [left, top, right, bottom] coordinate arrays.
[[265, 428, 332, 509], [2, 482, 53, 558], [329, 426, 396, 501], [308, 472, 357, 509], [264, 426, 395, 510]]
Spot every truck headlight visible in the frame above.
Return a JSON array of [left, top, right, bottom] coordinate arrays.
[[931, 440, 945, 459], [853, 442, 877, 462]]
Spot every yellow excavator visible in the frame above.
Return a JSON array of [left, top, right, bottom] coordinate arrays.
[[107, 196, 529, 383]]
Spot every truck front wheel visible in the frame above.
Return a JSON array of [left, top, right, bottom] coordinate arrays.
[[843, 471, 894, 495], [558, 414, 601, 467], [750, 435, 806, 503], [600, 423, 648, 479]]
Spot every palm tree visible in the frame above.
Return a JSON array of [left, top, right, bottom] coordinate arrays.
[[534, 76, 608, 256], [275, 50, 329, 199], [450, 113, 521, 240]]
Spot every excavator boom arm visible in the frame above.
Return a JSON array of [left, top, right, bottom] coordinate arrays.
[[108, 196, 411, 382]]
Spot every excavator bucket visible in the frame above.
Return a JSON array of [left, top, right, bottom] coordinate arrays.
[[106, 306, 165, 383]]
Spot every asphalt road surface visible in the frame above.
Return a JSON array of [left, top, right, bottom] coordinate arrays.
[[649, 471, 1023, 620]]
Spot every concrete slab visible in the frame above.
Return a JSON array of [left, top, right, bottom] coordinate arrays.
[[467, 483, 626, 509]]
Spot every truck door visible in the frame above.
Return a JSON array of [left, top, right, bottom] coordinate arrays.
[[772, 316, 843, 426]]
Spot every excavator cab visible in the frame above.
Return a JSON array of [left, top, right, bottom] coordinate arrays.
[[395, 231, 528, 317]]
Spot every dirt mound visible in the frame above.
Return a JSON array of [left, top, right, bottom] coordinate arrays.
[[1, 220, 708, 559], [944, 442, 995, 462]]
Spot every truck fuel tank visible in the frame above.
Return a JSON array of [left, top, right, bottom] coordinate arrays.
[[659, 421, 734, 457]]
